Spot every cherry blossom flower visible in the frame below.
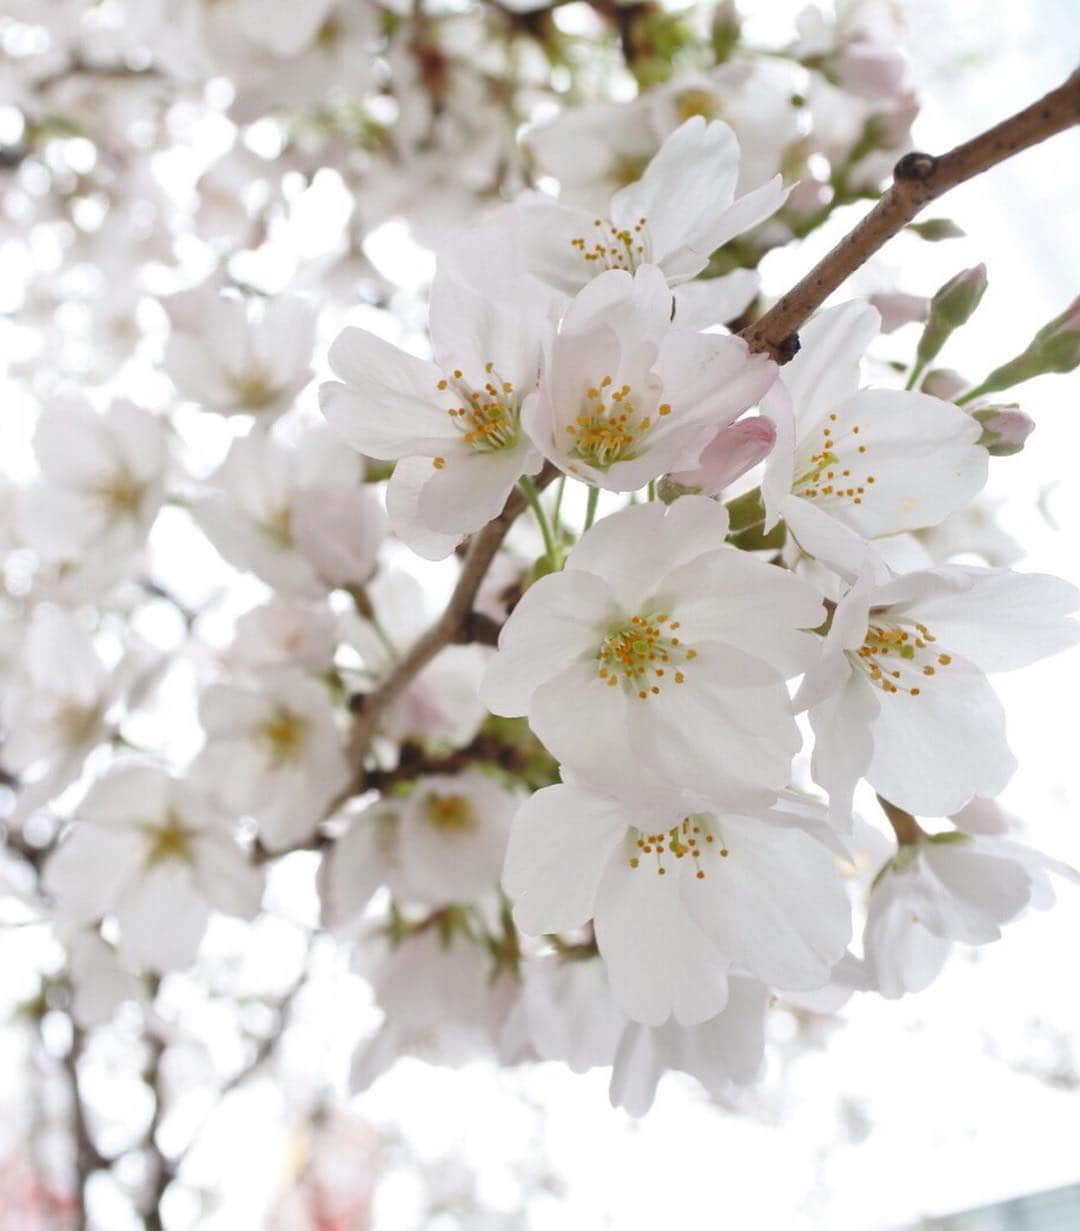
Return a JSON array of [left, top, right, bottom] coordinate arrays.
[[350, 925, 517, 1091], [321, 273, 553, 558], [194, 670, 351, 851], [450, 117, 787, 300], [503, 778, 851, 1025], [195, 425, 385, 598], [761, 301, 989, 576], [0, 607, 149, 820], [865, 833, 1079, 998], [164, 290, 316, 419], [44, 764, 264, 971], [798, 565, 1080, 817], [483, 497, 823, 801], [16, 397, 169, 594], [524, 264, 775, 491], [513, 954, 768, 1115], [322, 769, 515, 922], [225, 598, 338, 675]]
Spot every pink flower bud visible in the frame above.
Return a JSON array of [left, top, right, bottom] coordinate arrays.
[[921, 369, 967, 400], [785, 178, 832, 219], [669, 415, 777, 495], [835, 41, 907, 100], [868, 291, 929, 334], [972, 405, 1035, 456]]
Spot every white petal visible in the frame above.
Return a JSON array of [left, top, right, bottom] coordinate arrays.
[[417, 439, 536, 536], [679, 815, 851, 990], [629, 641, 800, 799], [809, 673, 878, 821], [784, 300, 880, 427], [594, 854, 730, 1027], [660, 548, 825, 677], [481, 570, 616, 716], [900, 567, 1080, 672], [115, 863, 209, 972], [866, 655, 1016, 816], [564, 496, 729, 610], [320, 328, 455, 459], [385, 458, 463, 561], [503, 783, 627, 935]]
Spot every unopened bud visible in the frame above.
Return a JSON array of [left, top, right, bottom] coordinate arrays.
[[906, 218, 966, 242], [960, 293, 1080, 402], [915, 264, 988, 369], [835, 41, 907, 100], [869, 291, 928, 334], [920, 368, 966, 400], [971, 404, 1034, 456]]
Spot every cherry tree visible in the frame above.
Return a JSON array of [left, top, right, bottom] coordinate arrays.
[[1, 1, 1079, 1227]]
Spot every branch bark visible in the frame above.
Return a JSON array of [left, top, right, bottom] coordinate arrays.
[[741, 67, 1080, 360], [342, 463, 559, 789]]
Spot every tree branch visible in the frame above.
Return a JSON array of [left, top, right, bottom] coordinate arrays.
[[741, 67, 1080, 360], [342, 463, 559, 790]]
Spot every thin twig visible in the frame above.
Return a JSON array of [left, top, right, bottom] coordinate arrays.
[[741, 67, 1080, 360], [343, 463, 558, 786]]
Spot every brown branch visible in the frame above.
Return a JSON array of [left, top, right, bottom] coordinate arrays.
[[341, 463, 559, 790], [741, 67, 1080, 360]]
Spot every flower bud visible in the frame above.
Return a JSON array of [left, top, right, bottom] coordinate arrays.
[[835, 41, 907, 100], [869, 291, 928, 334], [920, 368, 966, 400], [915, 264, 988, 369], [907, 218, 966, 242], [971, 404, 1035, 456]]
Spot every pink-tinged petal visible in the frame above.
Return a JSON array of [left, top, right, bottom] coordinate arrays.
[[429, 269, 552, 393], [386, 458, 463, 561], [865, 654, 1016, 816], [669, 415, 776, 494], [503, 783, 627, 935], [660, 549, 824, 677], [594, 854, 731, 1027], [653, 331, 776, 442], [291, 483, 386, 588], [321, 328, 455, 459], [481, 570, 616, 717], [564, 496, 729, 609], [760, 378, 797, 530]]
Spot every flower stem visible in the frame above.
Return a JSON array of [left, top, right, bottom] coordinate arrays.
[[583, 484, 599, 532], [519, 475, 559, 566]]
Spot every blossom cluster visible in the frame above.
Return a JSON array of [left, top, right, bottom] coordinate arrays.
[[1, 1, 1079, 1224]]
